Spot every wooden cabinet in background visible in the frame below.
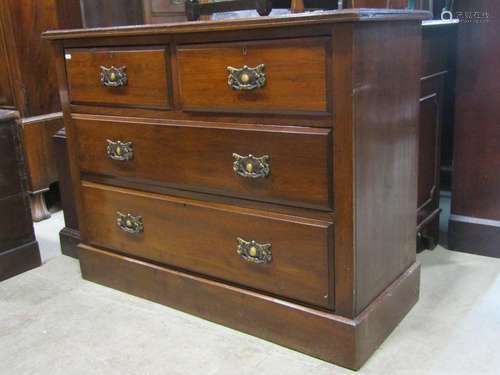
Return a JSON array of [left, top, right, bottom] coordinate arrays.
[[417, 20, 457, 250], [0, 0, 73, 221], [449, 0, 500, 257], [0, 111, 41, 281]]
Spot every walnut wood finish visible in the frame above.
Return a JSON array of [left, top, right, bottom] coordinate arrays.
[[46, 9, 429, 369], [53, 128, 80, 258], [449, 0, 500, 257], [80, 244, 420, 370], [82, 181, 333, 307], [75, 115, 332, 209], [0, 110, 41, 281], [20, 113, 64, 221], [0, 0, 81, 221], [177, 38, 329, 114], [66, 48, 170, 109]]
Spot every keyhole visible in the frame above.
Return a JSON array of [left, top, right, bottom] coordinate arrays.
[[242, 47, 247, 56]]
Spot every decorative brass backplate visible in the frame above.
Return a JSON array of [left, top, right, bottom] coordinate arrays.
[[116, 212, 144, 234], [236, 237, 272, 264], [100, 66, 128, 87], [227, 64, 266, 91], [106, 140, 133, 161], [232, 153, 270, 178]]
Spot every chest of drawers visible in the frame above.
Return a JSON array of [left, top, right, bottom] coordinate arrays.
[[45, 9, 428, 369]]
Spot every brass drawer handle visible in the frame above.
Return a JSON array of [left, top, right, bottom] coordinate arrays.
[[227, 64, 266, 91], [106, 139, 133, 161], [232, 153, 270, 178], [116, 212, 143, 234], [237, 237, 272, 264], [100, 66, 128, 87]]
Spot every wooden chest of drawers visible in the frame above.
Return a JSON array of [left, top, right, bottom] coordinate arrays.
[[45, 9, 428, 370]]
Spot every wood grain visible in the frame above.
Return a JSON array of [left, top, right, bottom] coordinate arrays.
[[66, 48, 170, 108], [79, 244, 419, 370], [75, 115, 333, 210], [177, 38, 329, 114], [81, 181, 333, 308]]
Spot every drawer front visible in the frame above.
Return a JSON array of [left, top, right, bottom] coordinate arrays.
[[177, 38, 329, 115], [66, 48, 170, 108], [75, 117, 332, 210], [81, 182, 332, 308]]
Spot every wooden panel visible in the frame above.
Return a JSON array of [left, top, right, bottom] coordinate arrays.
[[451, 0, 500, 221], [6, 0, 62, 116], [0, 111, 38, 261], [66, 48, 170, 109], [352, 22, 420, 314], [421, 27, 450, 77], [0, 194, 34, 253], [177, 38, 329, 114], [418, 94, 439, 209], [79, 244, 419, 370], [0, 23, 14, 108], [81, 182, 333, 308], [417, 75, 444, 224], [53, 128, 79, 231], [0, 240, 40, 281], [21, 114, 64, 192], [0, 115, 22, 197], [75, 116, 332, 210]]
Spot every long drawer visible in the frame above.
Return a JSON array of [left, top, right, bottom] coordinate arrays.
[[75, 116, 333, 210], [81, 182, 333, 308]]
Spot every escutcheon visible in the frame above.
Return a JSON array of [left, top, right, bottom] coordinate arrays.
[[116, 212, 144, 234], [236, 237, 272, 264], [232, 153, 270, 178], [227, 64, 266, 91], [100, 66, 128, 87], [106, 140, 133, 161]]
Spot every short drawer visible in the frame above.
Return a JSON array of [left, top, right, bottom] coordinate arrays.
[[75, 116, 332, 210], [177, 38, 329, 115], [65, 48, 170, 108], [81, 182, 333, 308]]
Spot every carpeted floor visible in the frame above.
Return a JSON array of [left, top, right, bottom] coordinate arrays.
[[0, 210, 499, 374]]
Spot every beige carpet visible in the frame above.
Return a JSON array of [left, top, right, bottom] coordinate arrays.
[[0, 211, 499, 374]]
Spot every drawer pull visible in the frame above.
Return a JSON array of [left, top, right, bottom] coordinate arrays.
[[227, 64, 266, 91], [100, 66, 128, 87], [232, 153, 270, 178], [116, 212, 144, 234], [106, 140, 133, 161], [236, 237, 272, 264]]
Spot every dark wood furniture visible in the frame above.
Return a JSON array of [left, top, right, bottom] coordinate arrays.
[[0, 0, 70, 221], [449, 0, 500, 257], [45, 9, 428, 369], [53, 128, 80, 258], [417, 19, 458, 250], [0, 110, 41, 281]]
